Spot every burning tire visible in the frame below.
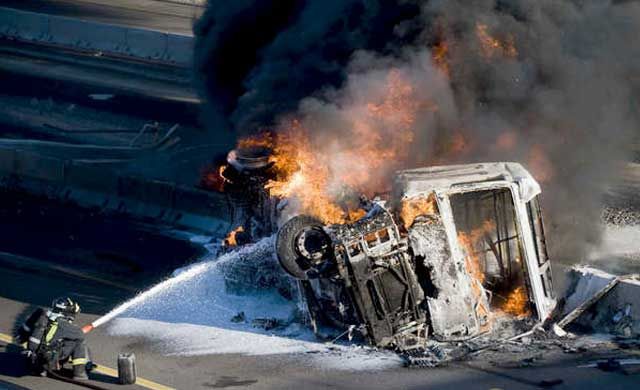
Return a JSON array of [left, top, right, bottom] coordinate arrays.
[[275, 215, 331, 280]]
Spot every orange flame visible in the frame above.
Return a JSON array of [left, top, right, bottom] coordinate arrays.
[[458, 221, 532, 318], [457, 220, 496, 285], [260, 125, 349, 224], [237, 133, 274, 150], [347, 208, 368, 222], [457, 220, 497, 328], [200, 164, 228, 192], [399, 194, 438, 230], [237, 68, 432, 224], [499, 286, 531, 317], [432, 41, 450, 76], [476, 23, 517, 59], [224, 226, 245, 247]]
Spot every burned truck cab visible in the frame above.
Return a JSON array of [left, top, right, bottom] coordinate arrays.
[[394, 163, 556, 340], [275, 162, 556, 348]]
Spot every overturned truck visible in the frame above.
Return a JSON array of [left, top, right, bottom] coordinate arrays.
[[275, 163, 557, 349]]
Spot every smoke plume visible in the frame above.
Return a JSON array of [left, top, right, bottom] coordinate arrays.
[[194, 0, 640, 261]]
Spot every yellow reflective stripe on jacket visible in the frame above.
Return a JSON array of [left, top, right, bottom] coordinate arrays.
[[44, 322, 59, 344], [72, 358, 87, 365]]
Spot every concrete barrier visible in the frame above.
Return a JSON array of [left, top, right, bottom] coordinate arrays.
[[166, 33, 194, 64], [48, 16, 127, 54], [563, 266, 640, 337], [0, 7, 193, 66], [125, 28, 169, 61], [0, 8, 49, 41], [0, 146, 232, 235]]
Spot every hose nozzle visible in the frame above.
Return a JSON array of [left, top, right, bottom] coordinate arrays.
[[81, 324, 94, 334]]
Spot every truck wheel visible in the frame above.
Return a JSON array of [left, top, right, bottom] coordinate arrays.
[[276, 215, 329, 280]]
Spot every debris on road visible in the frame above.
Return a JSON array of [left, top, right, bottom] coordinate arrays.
[[538, 379, 564, 388], [557, 276, 621, 329], [400, 344, 446, 368], [251, 318, 284, 331], [559, 266, 640, 336], [579, 358, 640, 373], [230, 312, 246, 323], [597, 358, 623, 372]]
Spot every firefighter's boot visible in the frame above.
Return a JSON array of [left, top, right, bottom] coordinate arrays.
[[72, 362, 89, 380]]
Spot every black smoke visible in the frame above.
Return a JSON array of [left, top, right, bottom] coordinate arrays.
[[194, 0, 640, 261], [193, 0, 421, 134]]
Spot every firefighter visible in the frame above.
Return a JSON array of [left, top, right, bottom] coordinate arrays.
[[15, 297, 91, 380]]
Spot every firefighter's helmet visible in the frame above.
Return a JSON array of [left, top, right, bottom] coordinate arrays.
[[51, 297, 81, 318]]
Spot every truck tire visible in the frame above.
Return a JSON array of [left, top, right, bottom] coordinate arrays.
[[117, 353, 136, 385], [276, 215, 328, 280]]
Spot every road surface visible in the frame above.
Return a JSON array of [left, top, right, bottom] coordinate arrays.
[[2, 268, 639, 390], [0, 0, 203, 36], [0, 196, 638, 389]]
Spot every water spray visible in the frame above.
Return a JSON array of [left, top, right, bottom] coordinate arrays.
[[82, 261, 214, 333], [80, 236, 274, 334]]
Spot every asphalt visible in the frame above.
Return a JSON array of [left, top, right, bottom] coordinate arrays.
[[2, 283, 640, 390], [0, 0, 203, 36], [0, 194, 638, 389]]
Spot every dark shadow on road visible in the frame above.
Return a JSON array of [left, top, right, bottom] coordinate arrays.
[[449, 361, 546, 388], [0, 344, 29, 379], [87, 372, 120, 385], [0, 379, 31, 390], [54, 367, 121, 386], [0, 344, 121, 388], [203, 376, 259, 388]]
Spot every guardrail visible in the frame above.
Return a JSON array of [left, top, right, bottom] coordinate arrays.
[[0, 7, 193, 66]]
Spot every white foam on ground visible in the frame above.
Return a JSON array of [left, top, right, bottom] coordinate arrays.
[[106, 236, 402, 371], [109, 318, 402, 370], [591, 226, 640, 259]]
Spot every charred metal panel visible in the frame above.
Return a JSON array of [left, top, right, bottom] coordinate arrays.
[[345, 250, 425, 346], [329, 208, 426, 347], [409, 216, 489, 340]]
